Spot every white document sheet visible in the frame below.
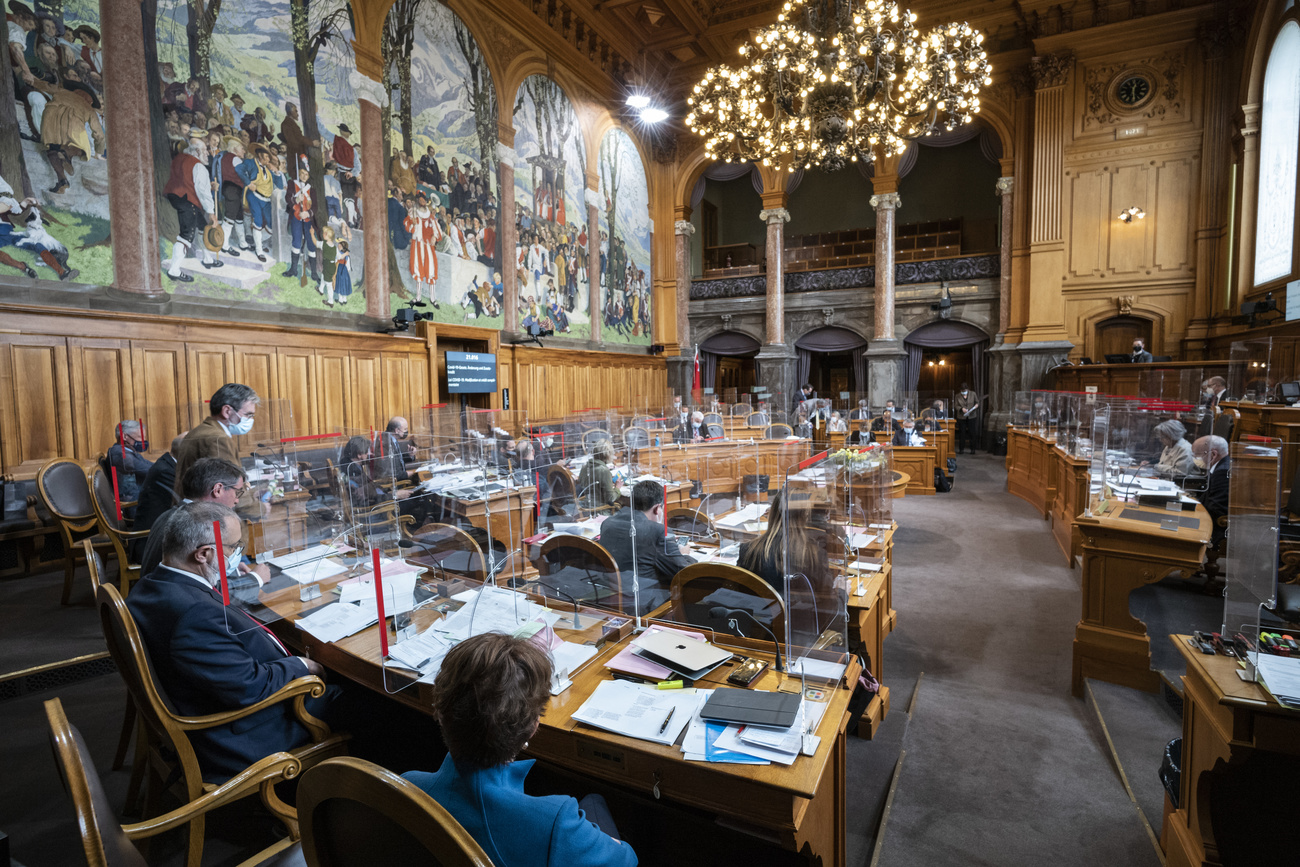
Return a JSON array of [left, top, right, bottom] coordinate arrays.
[[571, 680, 702, 746], [431, 585, 560, 641], [295, 603, 378, 644], [280, 559, 349, 584], [270, 544, 349, 570]]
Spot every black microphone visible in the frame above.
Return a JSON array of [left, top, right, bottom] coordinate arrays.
[[513, 576, 582, 628], [709, 606, 784, 672]]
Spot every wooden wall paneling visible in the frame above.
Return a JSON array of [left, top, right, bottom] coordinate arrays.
[[1108, 163, 1153, 276], [315, 351, 351, 435], [277, 348, 318, 439], [409, 351, 431, 412], [129, 341, 189, 458], [1066, 167, 1108, 281], [185, 343, 237, 428], [381, 352, 412, 423], [349, 353, 383, 433], [1153, 154, 1196, 276], [66, 338, 135, 460], [0, 336, 73, 473], [234, 347, 284, 432]]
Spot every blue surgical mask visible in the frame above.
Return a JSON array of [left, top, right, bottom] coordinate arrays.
[[227, 412, 254, 436]]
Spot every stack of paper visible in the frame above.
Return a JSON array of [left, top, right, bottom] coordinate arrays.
[[386, 628, 453, 679], [269, 544, 352, 570], [296, 603, 378, 643], [696, 699, 829, 765], [1255, 654, 1300, 708], [430, 585, 560, 641], [571, 680, 700, 746], [716, 503, 770, 529], [338, 569, 419, 614], [281, 558, 349, 584]]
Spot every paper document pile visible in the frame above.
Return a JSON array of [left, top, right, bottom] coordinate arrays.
[[571, 680, 701, 746], [296, 603, 378, 643], [682, 694, 828, 765], [1255, 654, 1300, 708]]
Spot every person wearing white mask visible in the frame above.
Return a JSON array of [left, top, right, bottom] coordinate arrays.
[[173, 383, 260, 510], [125, 501, 330, 783], [954, 382, 980, 454]]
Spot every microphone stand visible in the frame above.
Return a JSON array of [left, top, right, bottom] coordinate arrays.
[[514, 576, 583, 629], [709, 605, 784, 672]]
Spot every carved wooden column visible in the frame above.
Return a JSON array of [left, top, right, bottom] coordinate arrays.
[[760, 206, 790, 345], [1233, 102, 1261, 311], [497, 134, 519, 335], [870, 193, 901, 340], [1022, 52, 1073, 348], [102, 0, 165, 301], [674, 218, 694, 350], [349, 70, 389, 321], [996, 177, 1014, 336], [586, 188, 603, 344], [1185, 26, 1231, 353]]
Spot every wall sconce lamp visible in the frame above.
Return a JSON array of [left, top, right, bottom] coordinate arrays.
[[1117, 206, 1146, 223]]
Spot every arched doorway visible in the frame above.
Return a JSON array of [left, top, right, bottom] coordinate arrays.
[[1095, 316, 1153, 361], [903, 321, 991, 406], [698, 331, 761, 402], [795, 327, 869, 399]]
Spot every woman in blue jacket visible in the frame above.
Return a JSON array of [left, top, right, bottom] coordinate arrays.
[[403, 633, 637, 867]]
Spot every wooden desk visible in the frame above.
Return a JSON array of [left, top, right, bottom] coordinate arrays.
[[1070, 502, 1211, 696], [847, 569, 891, 738], [262, 575, 859, 867], [433, 485, 538, 548], [1162, 635, 1300, 867], [1005, 426, 1058, 518], [634, 440, 810, 490], [1052, 360, 1231, 396]]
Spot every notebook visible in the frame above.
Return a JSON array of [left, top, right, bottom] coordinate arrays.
[[700, 688, 801, 728]]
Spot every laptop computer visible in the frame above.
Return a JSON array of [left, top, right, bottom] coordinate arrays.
[[632, 630, 733, 679]]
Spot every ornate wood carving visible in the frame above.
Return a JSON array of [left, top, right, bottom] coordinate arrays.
[[1082, 49, 1187, 132], [1030, 52, 1074, 90]]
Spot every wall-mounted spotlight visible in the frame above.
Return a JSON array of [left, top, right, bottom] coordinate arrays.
[[626, 93, 651, 109], [640, 107, 668, 123], [1117, 206, 1146, 223]]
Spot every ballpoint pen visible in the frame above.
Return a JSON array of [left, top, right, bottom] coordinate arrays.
[[658, 706, 676, 735]]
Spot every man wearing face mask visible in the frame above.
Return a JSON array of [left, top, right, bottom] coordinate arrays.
[[1197, 376, 1228, 438], [1191, 435, 1230, 548], [105, 419, 155, 506], [374, 416, 418, 483], [1130, 338, 1153, 363], [954, 382, 980, 454], [174, 383, 259, 510], [126, 501, 327, 782]]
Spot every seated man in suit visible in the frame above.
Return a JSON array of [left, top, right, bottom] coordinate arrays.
[[872, 410, 902, 437], [597, 480, 695, 615], [134, 434, 186, 533], [892, 418, 926, 447], [1129, 338, 1153, 363], [848, 421, 874, 446], [373, 416, 418, 483], [1191, 435, 1230, 548], [105, 419, 155, 508], [849, 399, 871, 421], [174, 382, 260, 512], [140, 458, 270, 586], [126, 501, 328, 783], [673, 411, 707, 444]]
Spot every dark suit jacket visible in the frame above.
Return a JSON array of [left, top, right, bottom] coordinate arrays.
[[1130, 350, 1154, 363], [126, 566, 310, 782], [1196, 461, 1230, 547], [598, 508, 694, 613], [673, 423, 705, 443], [848, 430, 874, 446], [134, 453, 178, 532], [872, 418, 902, 434], [174, 417, 240, 493]]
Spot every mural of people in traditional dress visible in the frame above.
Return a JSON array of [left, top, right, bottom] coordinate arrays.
[[383, 0, 501, 326], [597, 128, 651, 345], [147, 0, 363, 309], [511, 75, 589, 338], [1, 0, 110, 285]]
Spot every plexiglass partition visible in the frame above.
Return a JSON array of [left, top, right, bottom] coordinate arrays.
[[1229, 337, 1300, 404], [1222, 438, 1282, 657]]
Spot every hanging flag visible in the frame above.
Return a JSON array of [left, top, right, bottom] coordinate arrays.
[[692, 344, 701, 391]]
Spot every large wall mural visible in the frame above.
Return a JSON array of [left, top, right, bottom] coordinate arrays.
[[597, 128, 651, 346], [148, 0, 363, 309], [383, 0, 501, 327], [1, 0, 109, 285], [512, 74, 589, 339]]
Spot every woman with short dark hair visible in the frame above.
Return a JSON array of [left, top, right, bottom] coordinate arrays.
[[403, 633, 636, 866]]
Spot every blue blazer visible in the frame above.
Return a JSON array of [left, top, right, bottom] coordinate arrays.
[[403, 757, 636, 867], [126, 566, 310, 782]]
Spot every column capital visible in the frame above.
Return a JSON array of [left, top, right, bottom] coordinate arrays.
[[585, 187, 604, 210], [496, 143, 518, 169], [759, 207, 791, 224], [1029, 51, 1073, 90], [348, 70, 388, 108], [674, 220, 695, 236], [869, 193, 901, 210], [996, 177, 1014, 195]]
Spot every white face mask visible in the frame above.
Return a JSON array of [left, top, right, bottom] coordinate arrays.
[[224, 544, 244, 577], [227, 410, 254, 436]]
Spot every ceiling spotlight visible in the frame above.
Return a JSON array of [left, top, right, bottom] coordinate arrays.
[[640, 107, 668, 123], [1117, 206, 1146, 223], [626, 93, 651, 109]]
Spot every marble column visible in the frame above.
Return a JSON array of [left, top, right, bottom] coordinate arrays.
[[497, 142, 519, 335], [350, 72, 389, 321], [586, 189, 603, 344], [674, 220, 694, 349], [759, 207, 790, 345], [869, 193, 900, 340], [102, 0, 166, 302], [995, 177, 1014, 337], [1234, 103, 1261, 310]]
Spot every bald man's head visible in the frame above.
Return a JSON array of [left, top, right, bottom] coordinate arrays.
[[386, 417, 409, 439]]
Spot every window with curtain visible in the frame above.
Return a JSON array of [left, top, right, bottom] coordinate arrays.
[[1254, 19, 1300, 286]]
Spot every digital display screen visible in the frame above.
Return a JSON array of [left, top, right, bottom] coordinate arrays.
[[446, 352, 497, 394]]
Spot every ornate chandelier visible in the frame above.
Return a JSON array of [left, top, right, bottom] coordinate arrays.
[[685, 0, 992, 171]]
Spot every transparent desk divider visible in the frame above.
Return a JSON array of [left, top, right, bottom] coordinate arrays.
[[1012, 391, 1032, 427], [1086, 404, 1111, 516], [1222, 439, 1282, 665], [1228, 336, 1300, 404]]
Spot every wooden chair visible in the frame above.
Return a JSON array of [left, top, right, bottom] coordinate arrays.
[[670, 562, 787, 642], [44, 697, 305, 867], [581, 428, 612, 453], [665, 507, 716, 541], [1212, 408, 1239, 442], [702, 412, 724, 426], [297, 757, 493, 867], [87, 465, 149, 595], [403, 522, 487, 584], [534, 534, 624, 612], [730, 403, 753, 416], [746, 411, 769, 427], [624, 426, 653, 449], [36, 457, 114, 604], [96, 583, 348, 867], [764, 423, 793, 440], [705, 423, 725, 439]]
